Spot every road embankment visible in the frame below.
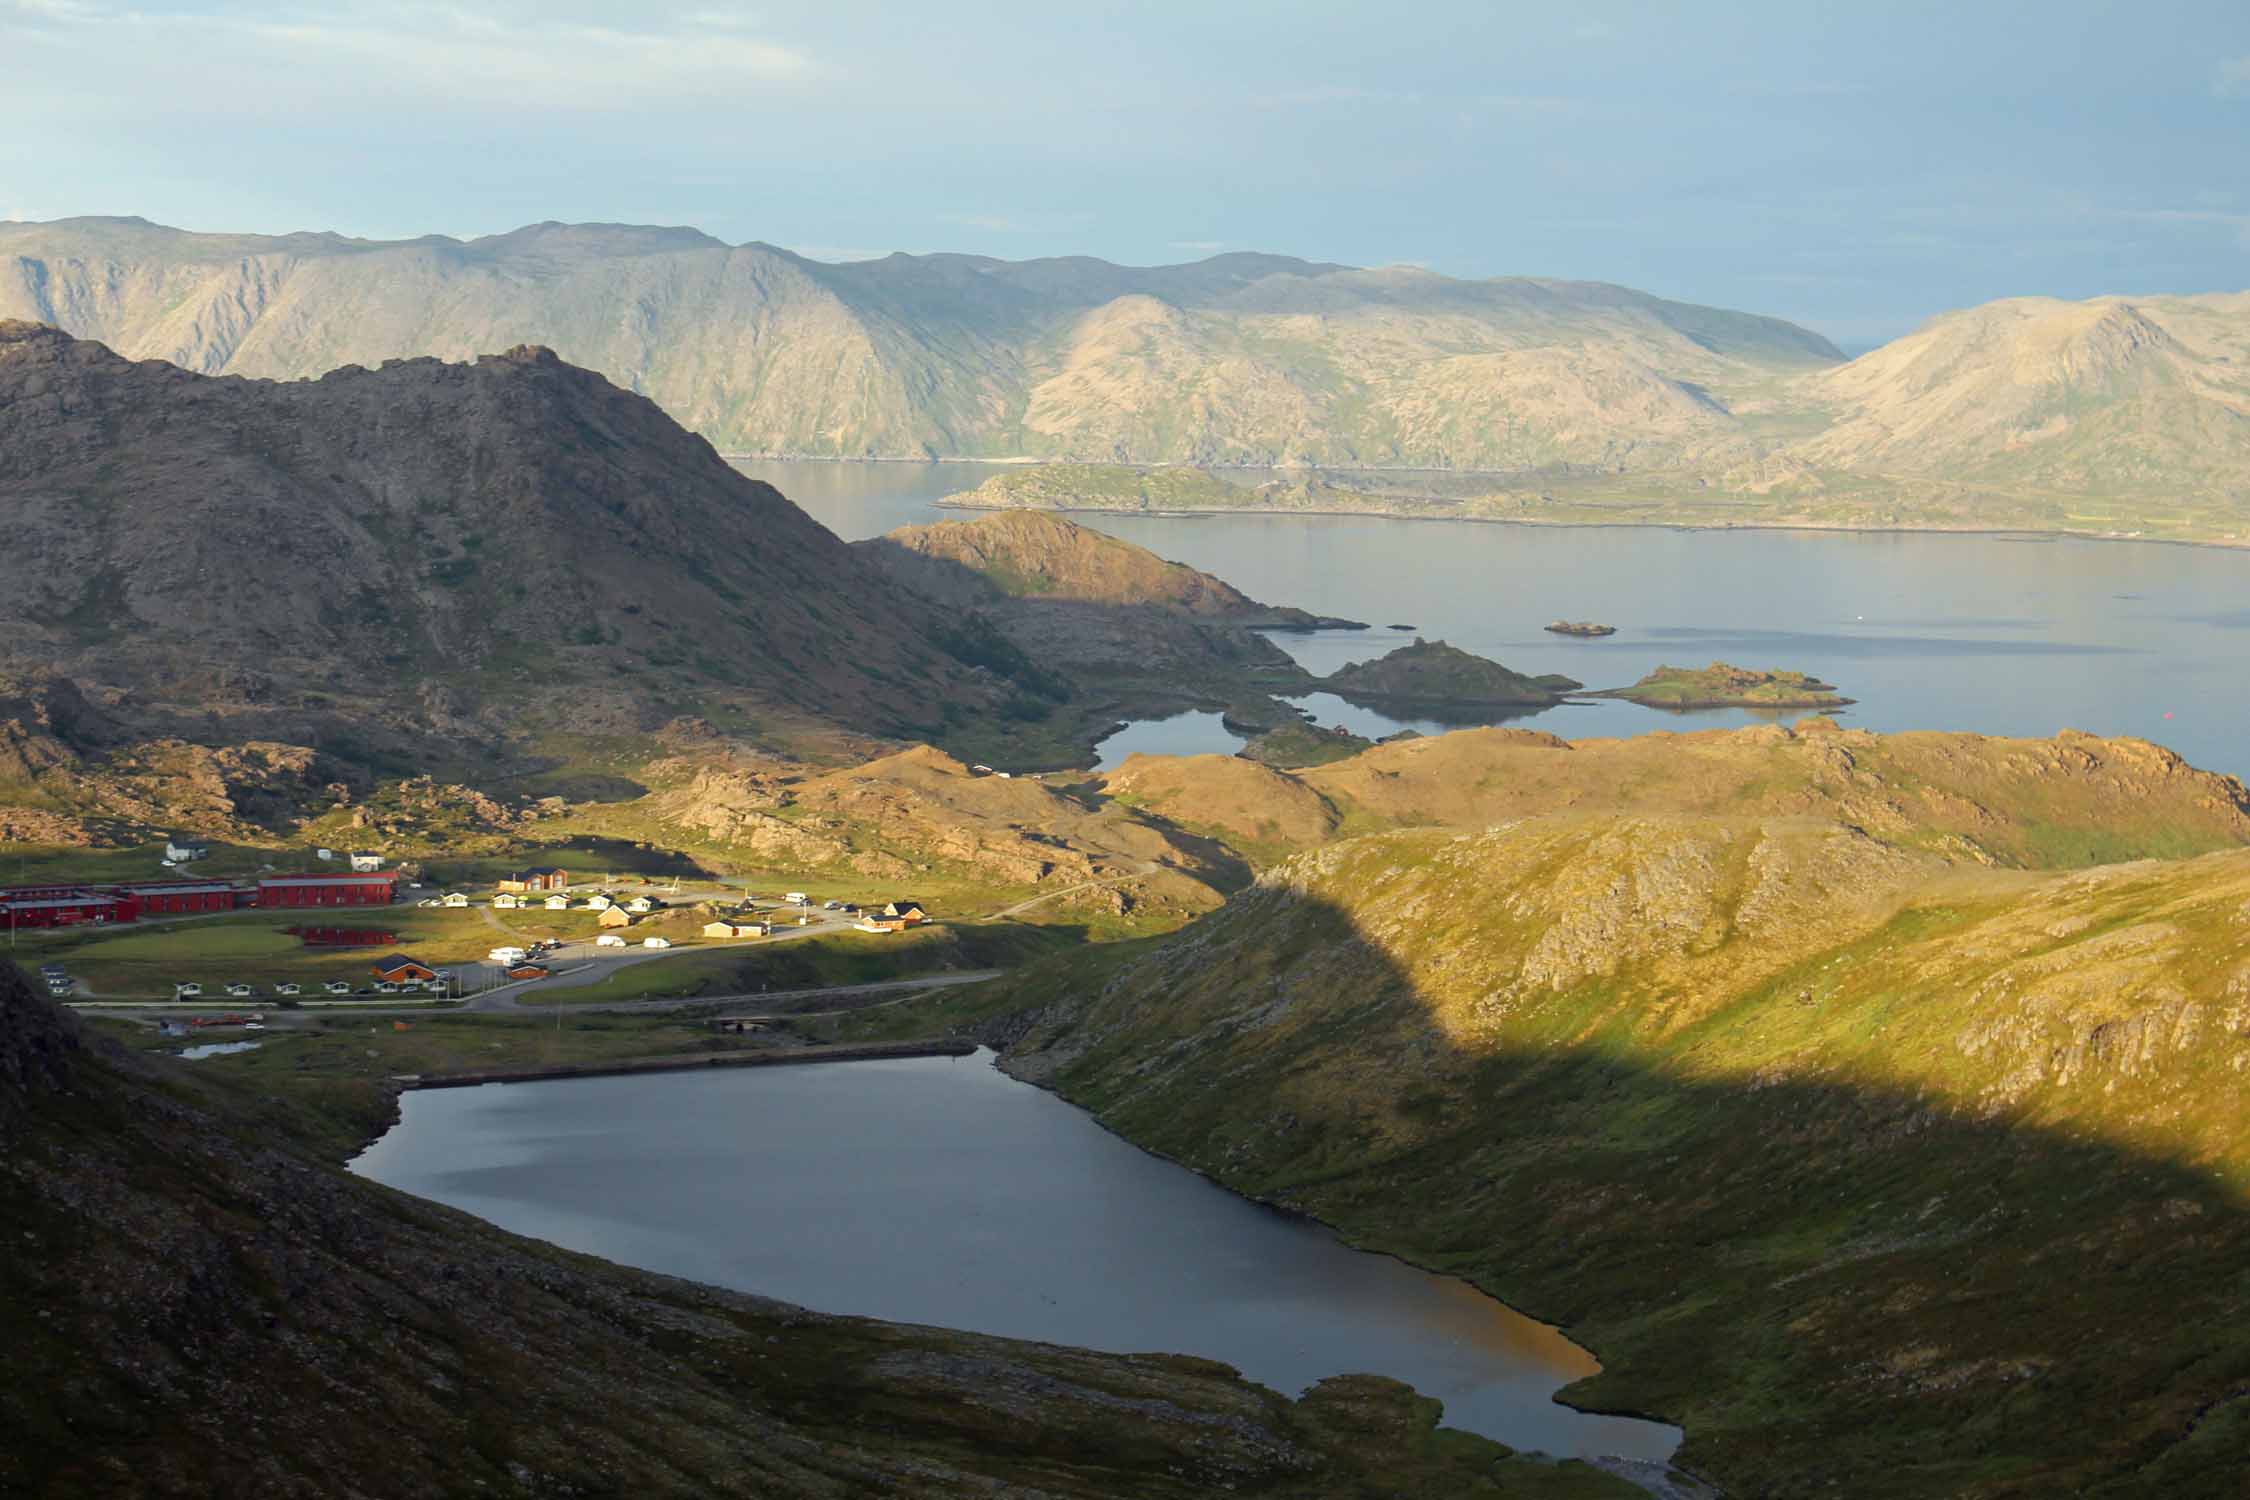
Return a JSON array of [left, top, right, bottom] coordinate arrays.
[[397, 1038, 977, 1090]]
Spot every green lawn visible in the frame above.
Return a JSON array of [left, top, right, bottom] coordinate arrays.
[[23, 907, 507, 998]]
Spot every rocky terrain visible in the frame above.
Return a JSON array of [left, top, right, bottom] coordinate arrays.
[[1100, 720, 2250, 871], [1323, 639, 1578, 710], [0, 963, 1644, 1499], [861, 508, 1345, 625], [931, 722, 2250, 1496], [0, 217, 1838, 469], [1594, 662, 1851, 710], [855, 510, 1366, 765]]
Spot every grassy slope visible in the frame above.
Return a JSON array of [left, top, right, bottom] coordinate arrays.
[[951, 811, 2250, 1497]]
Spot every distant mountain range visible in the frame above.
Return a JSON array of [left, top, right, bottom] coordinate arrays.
[[0, 216, 1838, 469], [5, 216, 2245, 531]]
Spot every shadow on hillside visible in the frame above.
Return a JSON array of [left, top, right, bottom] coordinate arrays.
[[1019, 888, 2250, 1499]]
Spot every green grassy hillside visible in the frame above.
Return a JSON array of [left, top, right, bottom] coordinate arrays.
[[976, 816, 2250, 1496]]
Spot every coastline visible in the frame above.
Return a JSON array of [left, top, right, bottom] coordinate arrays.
[[395, 1038, 975, 1090], [929, 498, 2250, 552]]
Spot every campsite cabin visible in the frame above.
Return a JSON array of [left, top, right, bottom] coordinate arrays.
[[625, 895, 661, 915], [492, 892, 524, 910], [543, 894, 571, 910], [583, 894, 614, 911], [597, 905, 636, 928], [703, 918, 769, 939], [440, 892, 470, 908], [369, 954, 438, 985]]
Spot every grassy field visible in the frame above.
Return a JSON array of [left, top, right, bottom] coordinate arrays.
[[19, 907, 512, 997], [514, 922, 1077, 1006]]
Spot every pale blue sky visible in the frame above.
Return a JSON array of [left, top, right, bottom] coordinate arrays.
[[3, 0, 2246, 346]]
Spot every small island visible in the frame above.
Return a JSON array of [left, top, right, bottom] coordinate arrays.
[[1321, 638, 1579, 708], [1597, 661, 1854, 710], [1545, 620, 1617, 638]]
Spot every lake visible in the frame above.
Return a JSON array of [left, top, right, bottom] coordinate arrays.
[[351, 1052, 1679, 1462], [739, 460, 2250, 779]]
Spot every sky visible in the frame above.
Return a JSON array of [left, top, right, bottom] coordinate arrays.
[[2, 0, 2246, 348]]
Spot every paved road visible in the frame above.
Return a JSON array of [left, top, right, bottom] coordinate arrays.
[[82, 970, 1005, 1029]]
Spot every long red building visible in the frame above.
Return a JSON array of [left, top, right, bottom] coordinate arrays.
[[121, 881, 238, 916], [255, 873, 399, 908], [0, 891, 133, 929]]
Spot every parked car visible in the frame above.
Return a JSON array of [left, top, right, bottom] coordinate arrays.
[[823, 900, 841, 910], [374, 981, 400, 994], [322, 981, 352, 995], [243, 1022, 265, 1031], [174, 982, 203, 998], [398, 980, 424, 993]]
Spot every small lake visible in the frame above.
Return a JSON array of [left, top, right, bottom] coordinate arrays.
[[351, 1052, 1678, 1461], [739, 459, 2250, 779]]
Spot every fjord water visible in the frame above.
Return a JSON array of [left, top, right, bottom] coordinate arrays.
[[744, 460, 2250, 779], [352, 1054, 1678, 1461]]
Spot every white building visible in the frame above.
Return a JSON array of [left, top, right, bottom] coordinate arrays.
[[164, 836, 209, 863], [348, 852, 383, 872]]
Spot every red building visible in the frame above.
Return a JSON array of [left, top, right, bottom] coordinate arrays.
[[0, 891, 132, 930], [121, 882, 239, 916], [257, 873, 400, 908]]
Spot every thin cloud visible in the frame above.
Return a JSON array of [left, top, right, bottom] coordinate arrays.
[[3, 2, 820, 103], [2218, 55, 2250, 97]]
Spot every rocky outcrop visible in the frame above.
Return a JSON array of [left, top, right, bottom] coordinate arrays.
[[0, 322, 1016, 764]]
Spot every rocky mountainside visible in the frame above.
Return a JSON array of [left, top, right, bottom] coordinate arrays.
[[0, 321, 1032, 769], [858, 509, 1344, 626], [0, 217, 1840, 467], [1790, 293, 2250, 499], [972, 722, 2250, 1495], [0, 963, 1637, 1499]]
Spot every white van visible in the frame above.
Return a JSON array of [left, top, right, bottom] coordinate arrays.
[[595, 934, 627, 948], [487, 946, 528, 964]]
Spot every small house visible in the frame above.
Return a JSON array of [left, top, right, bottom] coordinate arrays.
[[369, 954, 438, 984], [492, 892, 525, 910], [597, 905, 636, 928], [543, 894, 571, 910], [625, 895, 662, 915], [641, 936, 672, 949], [348, 852, 383, 872], [496, 867, 570, 893], [583, 894, 614, 911], [704, 918, 769, 939], [164, 836, 210, 863], [505, 963, 550, 981], [881, 899, 928, 924], [856, 913, 911, 933], [440, 892, 470, 908]]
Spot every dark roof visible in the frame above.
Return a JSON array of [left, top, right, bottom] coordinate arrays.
[[369, 953, 432, 973], [1, 894, 121, 911], [122, 882, 236, 895], [261, 873, 396, 888]]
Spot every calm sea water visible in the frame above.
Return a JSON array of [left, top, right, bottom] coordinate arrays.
[[740, 460, 2250, 779], [352, 1054, 1678, 1461]]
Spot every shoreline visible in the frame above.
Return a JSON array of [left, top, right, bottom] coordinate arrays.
[[925, 498, 2250, 553], [395, 1037, 975, 1090]]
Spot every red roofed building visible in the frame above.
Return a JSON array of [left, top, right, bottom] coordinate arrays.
[[0, 890, 133, 929], [120, 881, 239, 916], [257, 873, 399, 908]]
